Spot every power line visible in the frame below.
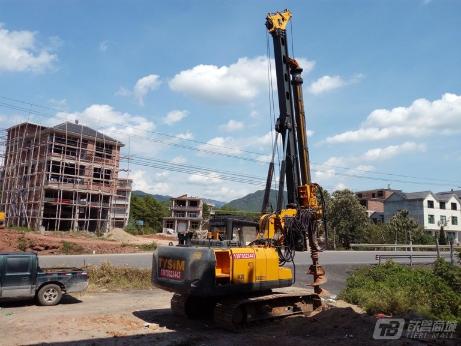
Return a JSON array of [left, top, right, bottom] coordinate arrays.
[[1, 96, 460, 188]]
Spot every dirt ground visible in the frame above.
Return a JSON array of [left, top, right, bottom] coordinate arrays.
[[0, 228, 177, 255], [1, 288, 454, 346]]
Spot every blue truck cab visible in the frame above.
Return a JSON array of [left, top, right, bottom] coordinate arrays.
[[0, 252, 88, 305]]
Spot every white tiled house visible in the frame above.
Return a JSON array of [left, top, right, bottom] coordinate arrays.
[[384, 191, 461, 243]]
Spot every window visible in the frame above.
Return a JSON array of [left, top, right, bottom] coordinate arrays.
[[189, 200, 199, 207], [440, 202, 446, 210], [377, 190, 384, 197], [174, 211, 185, 218], [357, 193, 362, 198], [165, 220, 174, 229], [372, 193, 376, 198], [440, 215, 447, 225], [6, 257, 31, 274], [452, 203, 457, 211], [428, 215, 435, 224], [188, 212, 198, 218], [452, 216, 458, 226], [175, 200, 186, 207], [427, 200, 434, 208], [190, 221, 200, 230]]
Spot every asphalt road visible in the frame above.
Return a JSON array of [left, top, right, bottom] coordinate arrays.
[[38, 250, 451, 295], [38, 250, 451, 268]]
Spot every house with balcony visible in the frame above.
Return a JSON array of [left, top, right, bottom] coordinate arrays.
[[162, 194, 204, 234], [384, 191, 461, 243]]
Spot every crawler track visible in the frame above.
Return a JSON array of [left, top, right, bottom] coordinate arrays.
[[171, 291, 323, 331]]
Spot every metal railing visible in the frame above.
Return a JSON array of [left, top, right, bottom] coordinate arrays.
[[350, 243, 461, 251], [375, 253, 452, 266]]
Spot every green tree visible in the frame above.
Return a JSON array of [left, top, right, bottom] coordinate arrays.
[[202, 203, 211, 220], [327, 189, 369, 248], [364, 223, 391, 244], [128, 195, 169, 234], [439, 227, 447, 245], [388, 209, 419, 244]]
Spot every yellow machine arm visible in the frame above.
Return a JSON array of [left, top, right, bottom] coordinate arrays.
[[259, 9, 327, 294]]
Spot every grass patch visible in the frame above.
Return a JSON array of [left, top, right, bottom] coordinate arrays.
[[339, 259, 461, 322], [61, 241, 85, 254], [137, 241, 157, 251], [86, 262, 151, 291], [11, 226, 33, 232]]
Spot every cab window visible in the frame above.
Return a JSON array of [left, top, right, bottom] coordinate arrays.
[[6, 257, 31, 274]]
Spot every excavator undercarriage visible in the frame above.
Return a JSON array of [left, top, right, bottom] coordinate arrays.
[[171, 289, 322, 331]]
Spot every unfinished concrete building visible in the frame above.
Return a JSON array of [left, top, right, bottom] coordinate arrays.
[[111, 178, 132, 229], [163, 194, 203, 234], [0, 121, 130, 233]]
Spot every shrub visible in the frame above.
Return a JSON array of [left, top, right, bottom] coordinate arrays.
[[18, 236, 28, 251], [137, 241, 157, 251], [61, 241, 85, 254], [86, 262, 151, 291], [339, 261, 461, 322]]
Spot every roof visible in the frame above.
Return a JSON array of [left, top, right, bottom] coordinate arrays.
[[403, 191, 432, 200], [438, 190, 461, 198], [53, 122, 123, 146], [355, 188, 400, 194], [174, 194, 201, 200], [7, 122, 46, 131]]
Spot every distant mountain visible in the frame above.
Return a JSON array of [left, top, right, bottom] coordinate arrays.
[[131, 190, 225, 207], [223, 189, 287, 212], [203, 199, 226, 208], [131, 190, 172, 202]]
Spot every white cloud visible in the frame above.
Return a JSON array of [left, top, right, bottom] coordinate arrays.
[[117, 74, 161, 105], [115, 87, 131, 97], [203, 186, 251, 201], [361, 142, 426, 161], [134, 74, 161, 105], [0, 23, 56, 72], [48, 98, 67, 111], [170, 156, 187, 164], [255, 130, 276, 146], [309, 75, 346, 95], [131, 170, 151, 192], [163, 110, 188, 125], [326, 93, 461, 143], [152, 182, 170, 195], [176, 131, 194, 140], [197, 137, 243, 156], [169, 56, 315, 104], [308, 73, 363, 95], [335, 182, 348, 191], [219, 119, 244, 132], [52, 104, 156, 155], [188, 172, 222, 185], [314, 142, 425, 180], [130, 170, 171, 195]]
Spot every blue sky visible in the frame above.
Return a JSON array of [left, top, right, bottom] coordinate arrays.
[[1, 0, 460, 202]]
